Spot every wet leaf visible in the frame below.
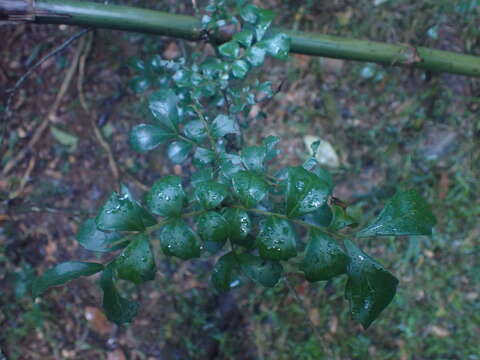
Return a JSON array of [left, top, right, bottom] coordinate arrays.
[[344, 240, 398, 329], [261, 33, 290, 60], [222, 208, 252, 245], [232, 59, 249, 78], [129, 124, 175, 153], [240, 4, 260, 23], [149, 89, 180, 132], [233, 29, 254, 47], [257, 216, 297, 260], [183, 119, 207, 142], [329, 205, 357, 231], [76, 218, 124, 252], [238, 253, 283, 287], [159, 220, 201, 259], [167, 140, 192, 164], [32, 262, 103, 297], [241, 146, 266, 172], [194, 181, 229, 209], [197, 211, 229, 253], [115, 234, 156, 284], [358, 190, 436, 237], [232, 171, 269, 208], [211, 252, 243, 292], [301, 230, 349, 282], [211, 114, 240, 138], [245, 45, 267, 67], [219, 41, 240, 58], [146, 176, 185, 217], [286, 167, 331, 218], [194, 147, 216, 165], [262, 135, 280, 161]]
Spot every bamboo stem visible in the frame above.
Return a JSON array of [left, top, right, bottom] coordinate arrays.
[[1, 0, 479, 77]]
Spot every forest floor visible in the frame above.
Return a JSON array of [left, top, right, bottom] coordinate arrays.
[[1, 0, 479, 359]]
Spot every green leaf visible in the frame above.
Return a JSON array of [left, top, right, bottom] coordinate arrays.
[[232, 171, 269, 208], [255, 9, 276, 40], [159, 220, 201, 260], [240, 4, 260, 23], [76, 218, 124, 253], [285, 166, 331, 218], [245, 45, 266, 67], [194, 147, 216, 165], [219, 41, 240, 58], [183, 119, 207, 142], [329, 205, 358, 231], [219, 156, 244, 183], [222, 208, 251, 245], [237, 253, 283, 287], [190, 167, 214, 187], [32, 262, 103, 297], [196, 211, 229, 253], [358, 190, 436, 237], [167, 140, 192, 164], [211, 252, 244, 292], [241, 145, 266, 172], [344, 240, 399, 329], [211, 114, 240, 138], [115, 234, 156, 284], [146, 176, 185, 217], [257, 216, 297, 260], [100, 265, 139, 325], [301, 230, 349, 282], [261, 33, 290, 60], [194, 181, 229, 210], [96, 187, 157, 232], [262, 135, 280, 161], [303, 203, 333, 227], [129, 124, 175, 153], [232, 59, 249, 79], [148, 89, 180, 132], [233, 29, 254, 47]]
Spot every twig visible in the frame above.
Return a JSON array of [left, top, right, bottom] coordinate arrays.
[[76, 31, 120, 189], [9, 155, 36, 199], [2, 29, 90, 176], [1, 28, 90, 145]]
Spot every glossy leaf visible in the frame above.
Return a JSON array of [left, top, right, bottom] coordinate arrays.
[[261, 33, 291, 60], [76, 218, 124, 252], [241, 146, 266, 173], [211, 114, 240, 138], [146, 176, 185, 217], [219, 41, 240, 58], [116, 234, 156, 284], [197, 211, 229, 253], [262, 135, 280, 161], [32, 261, 103, 297], [233, 29, 254, 47], [238, 253, 283, 287], [149, 89, 180, 132], [329, 205, 357, 231], [222, 208, 252, 245], [255, 9, 275, 41], [257, 216, 297, 260], [285, 167, 331, 218], [358, 190, 436, 237], [211, 252, 242, 292], [194, 181, 229, 209], [303, 203, 333, 227], [183, 119, 207, 142], [240, 4, 259, 23], [96, 188, 156, 232], [301, 230, 349, 282], [232, 59, 249, 79], [159, 220, 200, 260], [232, 171, 269, 208], [344, 240, 399, 329], [100, 265, 139, 325], [190, 167, 214, 187], [129, 124, 175, 153], [245, 45, 266, 67], [194, 147, 216, 165], [167, 140, 192, 164]]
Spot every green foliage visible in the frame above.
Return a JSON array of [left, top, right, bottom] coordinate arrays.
[[31, 0, 437, 330]]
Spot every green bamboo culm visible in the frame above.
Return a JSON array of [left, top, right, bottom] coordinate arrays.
[[1, 0, 479, 77]]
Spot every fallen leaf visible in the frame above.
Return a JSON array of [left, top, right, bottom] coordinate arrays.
[[85, 306, 113, 336]]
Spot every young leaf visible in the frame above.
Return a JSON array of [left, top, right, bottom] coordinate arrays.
[[148, 89, 180, 132], [245, 45, 267, 67], [237, 253, 283, 287], [257, 216, 297, 260], [196, 211, 229, 253], [261, 33, 291, 60], [32, 262, 103, 297], [232, 171, 269, 208], [222, 208, 252, 245], [167, 140, 192, 164], [241, 146, 266, 172], [285, 166, 331, 218], [146, 176, 185, 217], [344, 240, 399, 329], [115, 234, 156, 284], [183, 119, 207, 142], [211, 114, 240, 138], [76, 218, 124, 252], [301, 230, 349, 282], [219, 41, 241, 58], [96, 188, 157, 232], [211, 252, 243, 292], [194, 181, 229, 210], [159, 220, 201, 260], [129, 124, 175, 153], [100, 265, 139, 325], [357, 190, 436, 237]]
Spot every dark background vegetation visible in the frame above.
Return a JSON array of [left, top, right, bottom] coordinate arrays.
[[1, 0, 479, 359]]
